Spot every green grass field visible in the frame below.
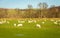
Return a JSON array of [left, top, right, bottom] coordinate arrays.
[[0, 19, 60, 38]]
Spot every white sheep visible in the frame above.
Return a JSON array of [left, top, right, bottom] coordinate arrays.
[[18, 20, 25, 23], [28, 20, 33, 23], [14, 23, 17, 27], [20, 21, 25, 23], [18, 20, 20, 23], [17, 24, 23, 27], [54, 22, 58, 24], [42, 22, 45, 24], [3, 20, 7, 23], [36, 24, 41, 28], [7, 21, 10, 24], [0, 22, 3, 24]]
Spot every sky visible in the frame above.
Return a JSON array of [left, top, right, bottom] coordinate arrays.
[[0, 0, 60, 9]]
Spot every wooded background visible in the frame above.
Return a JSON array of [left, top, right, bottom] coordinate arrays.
[[0, 3, 60, 18]]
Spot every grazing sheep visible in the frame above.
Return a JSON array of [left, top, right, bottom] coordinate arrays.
[[7, 21, 10, 24], [18, 20, 20, 23], [56, 21, 58, 22], [20, 21, 25, 23], [18, 20, 25, 23], [3, 20, 7, 23], [28, 20, 33, 23], [36, 24, 41, 28], [42, 22, 45, 24], [14, 23, 17, 26], [28, 20, 36, 23], [0, 22, 3, 24], [54, 22, 58, 24], [17, 24, 23, 27]]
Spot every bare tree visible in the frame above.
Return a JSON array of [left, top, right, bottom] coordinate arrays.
[[38, 2, 48, 9], [38, 2, 48, 18], [28, 4, 33, 9]]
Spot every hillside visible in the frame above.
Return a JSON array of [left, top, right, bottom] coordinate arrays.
[[0, 6, 60, 18]]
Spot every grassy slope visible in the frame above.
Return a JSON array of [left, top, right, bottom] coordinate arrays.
[[0, 19, 60, 38]]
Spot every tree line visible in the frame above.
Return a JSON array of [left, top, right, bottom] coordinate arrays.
[[0, 3, 60, 18]]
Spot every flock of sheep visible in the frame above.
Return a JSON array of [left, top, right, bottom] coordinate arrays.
[[0, 19, 60, 28], [14, 20, 41, 28]]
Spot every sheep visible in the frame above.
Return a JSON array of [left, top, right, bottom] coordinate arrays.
[[0, 20, 6, 24], [18, 20, 20, 23], [36, 24, 41, 28], [54, 21, 58, 24], [17, 24, 23, 27], [42, 22, 45, 24], [6, 21, 10, 24], [20, 21, 25, 23], [3, 20, 7, 23], [0, 21, 3, 24], [18, 20, 25, 23], [28, 20, 33, 23], [14, 23, 17, 27], [28, 20, 36, 23]]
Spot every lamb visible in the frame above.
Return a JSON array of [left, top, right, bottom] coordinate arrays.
[[17, 24, 23, 27], [36, 24, 41, 28]]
